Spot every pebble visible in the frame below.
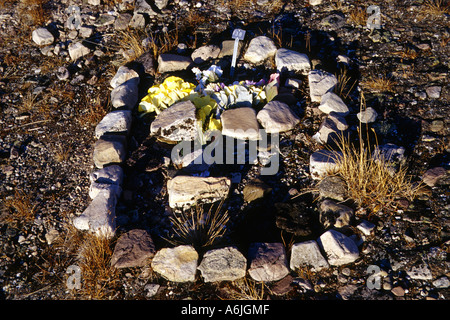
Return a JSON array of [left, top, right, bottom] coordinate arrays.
[[357, 107, 378, 123], [318, 92, 349, 116], [197, 246, 247, 282], [68, 42, 91, 61], [318, 229, 359, 266], [426, 86, 441, 99], [32, 28, 54, 46], [110, 229, 156, 268], [290, 240, 329, 272]]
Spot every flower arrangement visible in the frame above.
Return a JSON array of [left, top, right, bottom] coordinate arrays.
[[138, 65, 280, 137]]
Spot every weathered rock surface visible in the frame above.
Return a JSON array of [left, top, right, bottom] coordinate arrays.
[[95, 110, 132, 138], [111, 229, 156, 268], [150, 100, 199, 142], [151, 245, 198, 282], [318, 92, 349, 116], [221, 107, 261, 140], [318, 230, 359, 266], [248, 242, 290, 282], [93, 135, 127, 168], [290, 240, 330, 272], [256, 100, 300, 133], [157, 53, 192, 73], [32, 28, 54, 46], [309, 150, 342, 179], [243, 36, 277, 65], [275, 48, 311, 74], [167, 176, 231, 208], [110, 78, 139, 109], [308, 70, 338, 103], [319, 199, 354, 229], [197, 247, 247, 282]]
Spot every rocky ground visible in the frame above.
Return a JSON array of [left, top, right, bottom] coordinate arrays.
[[0, 0, 449, 302]]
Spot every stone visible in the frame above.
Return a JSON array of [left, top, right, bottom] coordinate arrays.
[[432, 277, 450, 289], [172, 147, 210, 173], [32, 28, 54, 46], [256, 101, 300, 133], [218, 40, 243, 58], [309, 150, 342, 179], [406, 263, 433, 280], [72, 189, 117, 238], [68, 42, 90, 61], [357, 107, 378, 123], [129, 12, 146, 29], [197, 247, 247, 282], [271, 275, 293, 295], [167, 176, 231, 209], [309, 0, 322, 5], [157, 53, 192, 73], [110, 65, 140, 89], [423, 167, 446, 187], [318, 175, 347, 201], [318, 92, 349, 116], [275, 48, 311, 75], [308, 70, 338, 103], [290, 240, 329, 272], [155, 0, 169, 10], [56, 66, 70, 80], [89, 182, 122, 200], [321, 13, 346, 30], [134, 0, 157, 16], [426, 86, 441, 99], [93, 14, 115, 27], [319, 199, 354, 229], [79, 27, 93, 38], [114, 13, 133, 31], [93, 135, 127, 168], [191, 45, 220, 64], [150, 100, 199, 142], [243, 36, 277, 65], [430, 120, 444, 133], [144, 283, 160, 297], [151, 245, 198, 282], [111, 229, 156, 268], [89, 164, 124, 186], [316, 112, 348, 144], [318, 230, 359, 266], [135, 51, 156, 75], [248, 243, 290, 282], [357, 220, 376, 237], [110, 78, 140, 109], [221, 107, 261, 140], [243, 178, 272, 202], [391, 286, 405, 297], [95, 110, 133, 138]]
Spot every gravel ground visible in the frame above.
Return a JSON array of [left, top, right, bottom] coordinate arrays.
[[0, 0, 449, 301]]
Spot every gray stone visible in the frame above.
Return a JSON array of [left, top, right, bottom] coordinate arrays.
[[167, 175, 231, 209], [93, 14, 115, 27], [93, 135, 127, 168], [318, 175, 347, 201], [56, 66, 70, 80], [110, 78, 139, 109], [432, 277, 450, 289], [308, 70, 338, 103], [318, 229, 359, 266], [243, 36, 277, 65], [321, 13, 346, 30], [95, 110, 133, 138], [72, 189, 117, 238], [309, 0, 322, 4], [309, 150, 342, 179], [248, 243, 290, 282], [256, 101, 300, 133], [191, 45, 220, 64], [111, 229, 156, 268], [319, 199, 354, 229], [89, 182, 122, 200], [155, 0, 169, 9], [129, 12, 146, 29], [157, 53, 192, 73], [357, 220, 376, 237], [134, 0, 157, 15], [221, 107, 261, 140], [316, 112, 348, 144], [114, 13, 133, 31], [135, 51, 156, 75], [426, 86, 441, 99], [406, 263, 433, 280], [218, 40, 243, 58], [290, 240, 329, 272], [79, 27, 93, 38], [144, 283, 160, 297], [318, 92, 349, 116], [275, 48, 311, 75], [110, 65, 140, 89], [32, 28, 54, 46], [357, 107, 378, 123], [423, 167, 446, 187], [151, 245, 198, 282], [197, 247, 247, 282], [150, 100, 199, 142], [68, 42, 90, 61], [89, 164, 124, 186]]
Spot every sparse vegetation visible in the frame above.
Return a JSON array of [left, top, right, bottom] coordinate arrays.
[[360, 73, 396, 93], [228, 277, 268, 300], [423, 0, 450, 16], [166, 201, 230, 249], [348, 6, 367, 26], [3, 189, 36, 225]]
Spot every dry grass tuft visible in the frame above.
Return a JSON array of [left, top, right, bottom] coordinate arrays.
[[423, 0, 450, 16], [348, 6, 368, 26], [166, 201, 229, 249], [334, 67, 357, 100], [17, 0, 50, 27], [76, 232, 120, 299], [228, 277, 268, 300], [360, 74, 396, 93], [325, 95, 420, 214], [3, 189, 36, 225]]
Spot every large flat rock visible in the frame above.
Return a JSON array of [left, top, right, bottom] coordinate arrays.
[[257, 100, 300, 133], [221, 107, 261, 140]]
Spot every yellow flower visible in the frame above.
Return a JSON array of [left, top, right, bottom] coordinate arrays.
[[208, 115, 222, 131]]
